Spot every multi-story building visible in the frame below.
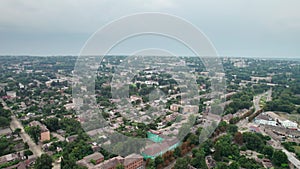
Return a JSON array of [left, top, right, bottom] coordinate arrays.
[[123, 154, 144, 169], [76, 152, 104, 168], [92, 154, 144, 169]]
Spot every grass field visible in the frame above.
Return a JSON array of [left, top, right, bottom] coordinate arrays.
[[293, 146, 300, 154]]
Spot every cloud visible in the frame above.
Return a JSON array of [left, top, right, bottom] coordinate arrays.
[[0, 0, 300, 56]]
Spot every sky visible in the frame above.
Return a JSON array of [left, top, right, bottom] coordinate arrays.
[[0, 0, 300, 57]]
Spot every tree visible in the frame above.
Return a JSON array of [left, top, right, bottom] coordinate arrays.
[[13, 128, 21, 135], [146, 159, 156, 169], [187, 134, 199, 145], [272, 150, 288, 167], [195, 127, 202, 136], [214, 134, 239, 160], [44, 117, 60, 131], [174, 147, 181, 158], [24, 150, 33, 157], [34, 154, 53, 169], [242, 132, 263, 151], [227, 124, 238, 134], [116, 164, 124, 169], [229, 161, 239, 169], [154, 156, 163, 167], [174, 157, 189, 169], [190, 149, 206, 169], [233, 132, 243, 145], [0, 116, 9, 127], [215, 162, 228, 169], [26, 126, 40, 144], [262, 145, 274, 157], [218, 121, 228, 132]]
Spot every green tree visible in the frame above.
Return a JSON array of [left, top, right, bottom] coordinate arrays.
[[242, 132, 263, 151], [190, 149, 206, 169], [154, 156, 163, 167], [174, 147, 181, 158], [174, 157, 189, 169], [272, 150, 288, 167], [34, 154, 53, 169], [13, 128, 21, 136], [187, 134, 199, 145], [0, 116, 10, 127], [146, 159, 155, 169], [215, 162, 228, 169], [26, 126, 40, 144], [262, 145, 274, 157], [116, 164, 124, 169], [227, 124, 238, 134], [229, 161, 239, 169], [44, 117, 60, 131]]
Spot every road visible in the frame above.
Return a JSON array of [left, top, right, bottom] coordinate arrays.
[[2, 98, 44, 158], [3, 99, 62, 168], [253, 94, 262, 112], [253, 88, 272, 112], [2, 97, 44, 158], [10, 115, 43, 157], [266, 88, 272, 102]]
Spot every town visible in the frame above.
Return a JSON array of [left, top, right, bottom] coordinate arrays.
[[0, 56, 300, 169]]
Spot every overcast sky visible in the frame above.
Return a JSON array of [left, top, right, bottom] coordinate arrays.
[[0, 0, 300, 57]]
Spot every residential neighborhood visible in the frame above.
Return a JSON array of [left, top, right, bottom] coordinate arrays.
[[0, 56, 300, 169]]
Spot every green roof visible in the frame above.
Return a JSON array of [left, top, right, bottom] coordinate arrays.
[[147, 132, 164, 143]]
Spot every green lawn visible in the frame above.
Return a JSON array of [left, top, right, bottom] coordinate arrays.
[[293, 146, 300, 154]]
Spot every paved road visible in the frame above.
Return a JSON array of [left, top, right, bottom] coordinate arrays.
[[266, 88, 272, 102], [2, 98, 44, 158], [10, 115, 43, 157], [253, 94, 262, 112]]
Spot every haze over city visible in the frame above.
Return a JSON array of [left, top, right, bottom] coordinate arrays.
[[0, 0, 300, 57]]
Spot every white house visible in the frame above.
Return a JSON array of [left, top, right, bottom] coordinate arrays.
[[255, 119, 277, 126], [281, 120, 298, 129], [6, 91, 16, 98]]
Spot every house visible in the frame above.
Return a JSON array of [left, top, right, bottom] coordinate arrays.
[[249, 126, 260, 133], [262, 158, 273, 169], [130, 95, 142, 103], [281, 120, 298, 129], [254, 113, 277, 126], [29, 121, 50, 142], [6, 91, 16, 98], [182, 105, 198, 114], [64, 103, 75, 110], [0, 128, 12, 136], [255, 119, 277, 126], [92, 156, 123, 169], [170, 104, 180, 112], [66, 135, 78, 143], [205, 156, 216, 169], [0, 153, 19, 165], [76, 152, 104, 168], [56, 129, 66, 136], [222, 114, 233, 123]]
